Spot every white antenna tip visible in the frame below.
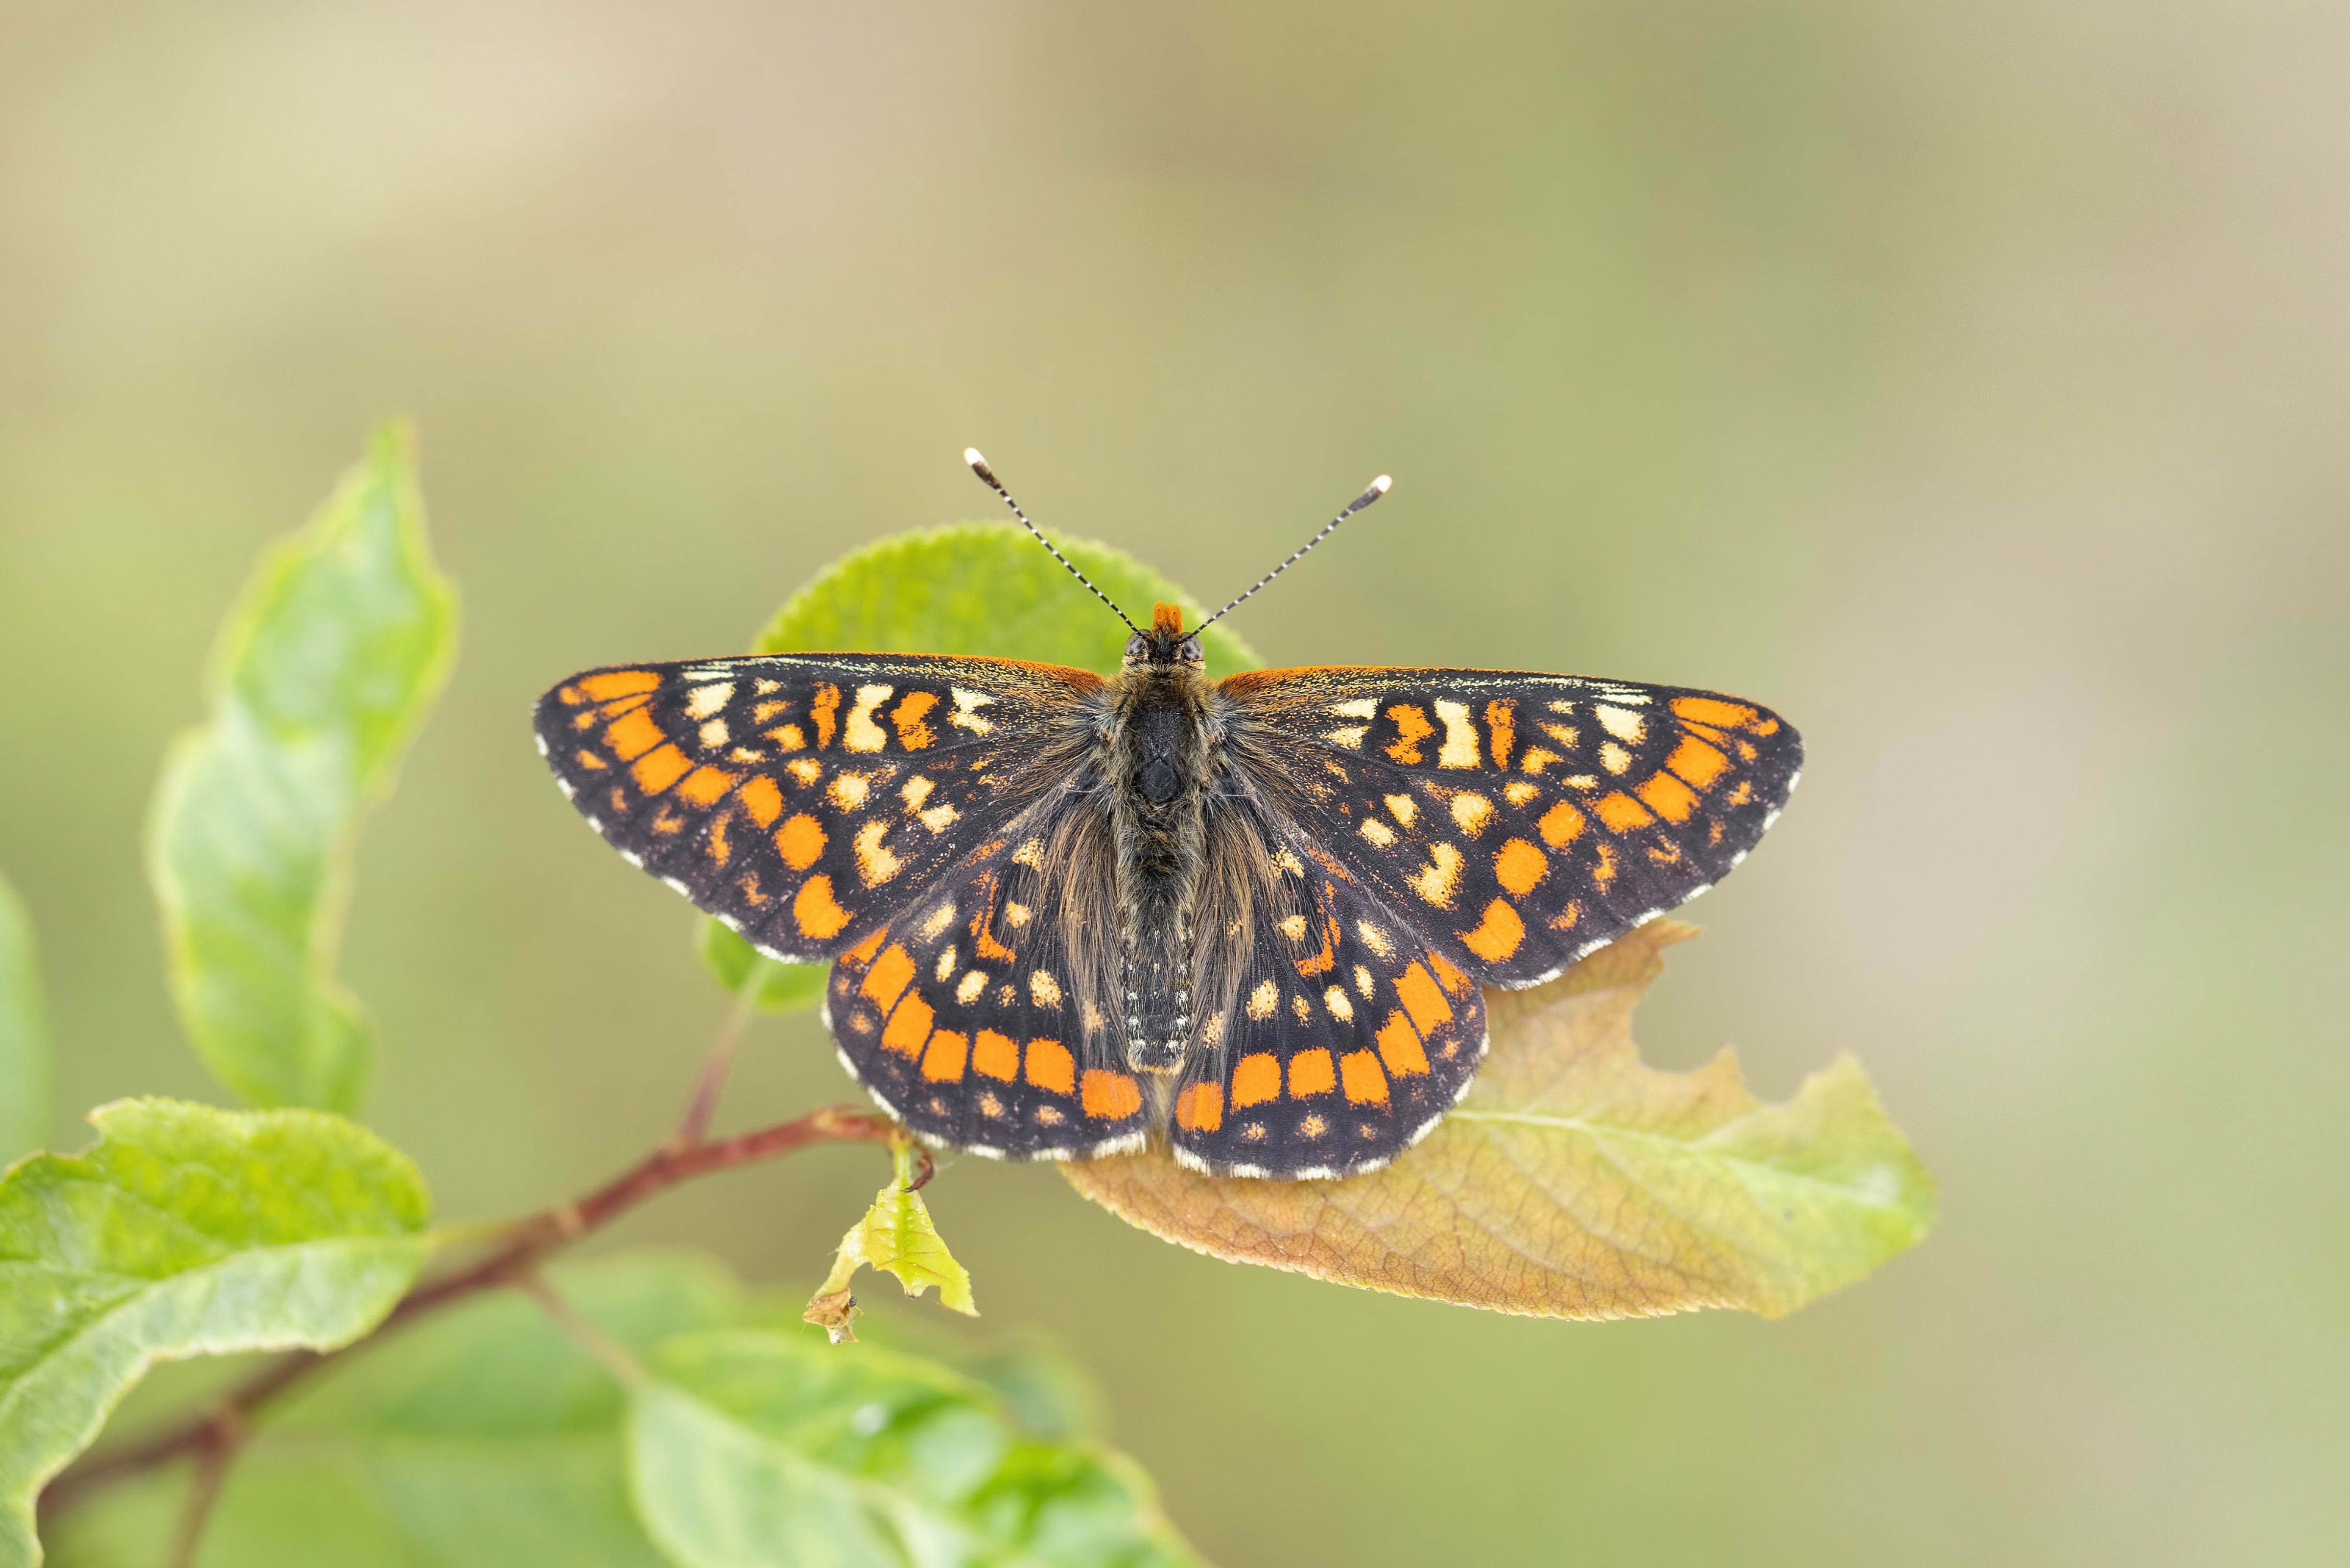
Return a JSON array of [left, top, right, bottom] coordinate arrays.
[[1371, 474, 1392, 494], [964, 447, 987, 469]]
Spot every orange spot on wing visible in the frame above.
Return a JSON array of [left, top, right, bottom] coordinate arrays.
[[891, 690, 940, 749], [1294, 911, 1339, 977], [793, 875, 852, 940], [706, 815, 730, 865], [1428, 952, 1471, 994], [1459, 899, 1526, 962], [1340, 1050, 1389, 1106], [844, 928, 887, 964], [678, 766, 739, 806], [1081, 1069, 1143, 1120], [1384, 704, 1434, 764], [1175, 1081, 1224, 1132], [973, 1029, 1020, 1081], [1595, 792, 1655, 831], [736, 774, 783, 826], [881, 992, 934, 1057], [1485, 700, 1516, 770], [776, 813, 826, 870], [1395, 963, 1454, 1034], [603, 707, 665, 762], [1024, 1038, 1075, 1096], [970, 874, 1016, 962], [1287, 1049, 1336, 1098], [809, 684, 840, 749], [574, 749, 608, 771], [1494, 838, 1548, 895], [1375, 1010, 1431, 1077], [1231, 1053, 1281, 1108], [632, 744, 693, 795], [579, 670, 661, 700], [1671, 696, 1760, 731], [1636, 770, 1699, 823], [860, 943, 916, 1012], [921, 1030, 968, 1082], [1665, 734, 1731, 790]]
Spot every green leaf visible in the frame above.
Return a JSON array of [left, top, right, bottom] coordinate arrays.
[[0, 872, 49, 1165], [149, 424, 458, 1112], [0, 1099, 432, 1567], [697, 522, 1265, 1010], [693, 919, 827, 1016], [628, 1327, 1201, 1568], [809, 1141, 977, 1336]]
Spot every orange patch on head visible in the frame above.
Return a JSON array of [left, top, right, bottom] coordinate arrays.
[[603, 706, 666, 762], [793, 874, 852, 940], [1494, 838, 1548, 895], [1081, 1069, 1144, 1120], [808, 684, 841, 748], [1175, 1081, 1224, 1132], [1375, 1010, 1431, 1077], [972, 1029, 1020, 1081], [880, 992, 934, 1057], [1484, 700, 1516, 769], [921, 1030, 968, 1081], [859, 943, 916, 1012], [1537, 801, 1585, 847], [632, 744, 693, 795], [736, 774, 783, 827], [678, 765, 739, 806], [775, 813, 826, 870], [1665, 734, 1731, 790], [1287, 1049, 1336, 1098], [1024, 1038, 1075, 1096], [1636, 771, 1699, 823], [891, 690, 939, 749], [1230, 1053, 1281, 1108], [1671, 696, 1759, 731], [1151, 601, 1184, 636], [1394, 963, 1455, 1034], [1340, 1050, 1389, 1106], [1595, 792, 1655, 831], [1459, 899, 1526, 962], [1384, 704, 1434, 764], [579, 670, 662, 701]]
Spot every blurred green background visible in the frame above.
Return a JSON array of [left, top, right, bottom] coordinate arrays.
[[3, 2, 2345, 1562]]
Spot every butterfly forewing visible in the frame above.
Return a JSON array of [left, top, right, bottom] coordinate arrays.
[[822, 795, 1150, 1159], [534, 653, 1102, 961], [1219, 667, 1801, 987]]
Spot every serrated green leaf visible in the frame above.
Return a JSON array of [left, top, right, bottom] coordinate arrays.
[[149, 424, 458, 1112], [628, 1327, 1201, 1568], [696, 522, 1265, 1010], [693, 919, 827, 1016], [0, 1099, 433, 1567], [812, 1141, 977, 1329], [0, 873, 48, 1165]]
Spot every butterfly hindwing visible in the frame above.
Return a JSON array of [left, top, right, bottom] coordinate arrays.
[[1170, 824, 1486, 1177], [822, 796, 1150, 1159], [1219, 667, 1801, 987], [534, 653, 1102, 961]]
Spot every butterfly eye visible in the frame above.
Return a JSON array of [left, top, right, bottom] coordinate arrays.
[[1124, 633, 1149, 663], [1179, 637, 1204, 665]]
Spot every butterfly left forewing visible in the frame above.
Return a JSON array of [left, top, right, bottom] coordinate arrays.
[[1218, 666, 1801, 987], [535, 652, 1102, 961]]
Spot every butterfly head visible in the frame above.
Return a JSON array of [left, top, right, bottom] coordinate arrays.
[[1125, 602, 1206, 670]]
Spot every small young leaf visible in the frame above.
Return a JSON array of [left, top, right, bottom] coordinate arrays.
[[695, 522, 1265, 1007], [0, 872, 49, 1165], [0, 1099, 433, 1566], [627, 1328, 1200, 1568], [811, 1141, 977, 1325], [693, 919, 827, 1015], [149, 424, 458, 1112], [1063, 922, 1936, 1319]]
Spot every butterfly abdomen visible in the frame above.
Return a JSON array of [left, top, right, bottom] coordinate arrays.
[[1107, 667, 1216, 1075]]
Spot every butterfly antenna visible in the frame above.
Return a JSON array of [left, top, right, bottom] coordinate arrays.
[[1197, 474, 1391, 630], [964, 447, 1142, 635]]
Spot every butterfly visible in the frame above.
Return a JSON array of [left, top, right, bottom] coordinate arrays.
[[534, 452, 1801, 1179]]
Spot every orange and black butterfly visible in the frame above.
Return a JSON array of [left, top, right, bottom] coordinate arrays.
[[535, 453, 1800, 1178]]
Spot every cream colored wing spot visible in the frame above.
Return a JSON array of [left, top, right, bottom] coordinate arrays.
[[1278, 913, 1309, 941], [1324, 985, 1355, 1022], [1004, 900, 1032, 928], [698, 718, 729, 750], [1323, 725, 1370, 749], [949, 687, 996, 735], [1353, 964, 1375, 998], [1384, 793, 1417, 826], [1355, 921, 1396, 959], [918, 803, 959, 832], [933, 947, 958, 982], [1273, 846, 1306, 876], [844, 685, 894, 752], [1358, 817, 1398, 847], [1246, 980, 1279, 1020], [1012, 837, 1045, 867], [828, 771, 871, 809], [1291, 994, 1314, 1023], [1030, 970, 1064, 1008], [918, 902, 958, 940], [684, 682, 734, 719], [1408, 843, 1464, 908], [1449, 793, 1493, 836], [1541, 722, 1577, 749], [1434, 700, 1481, 767], [852, 819, 902, 885], [900, 775, 936, 810], [1595, 704, 1646, 743], [752, 678, 781, 696], [1330, 698, 1377, 719], [1503, 779, 1539, 806], [957, 970, 988, 1004], [786, 756, 823, 785]]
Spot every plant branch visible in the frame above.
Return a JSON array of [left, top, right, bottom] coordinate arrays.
[[38, 1100, 907, 1522]]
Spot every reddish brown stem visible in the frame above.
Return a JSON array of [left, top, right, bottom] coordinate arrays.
[[38, 1102, 901, 1522]]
